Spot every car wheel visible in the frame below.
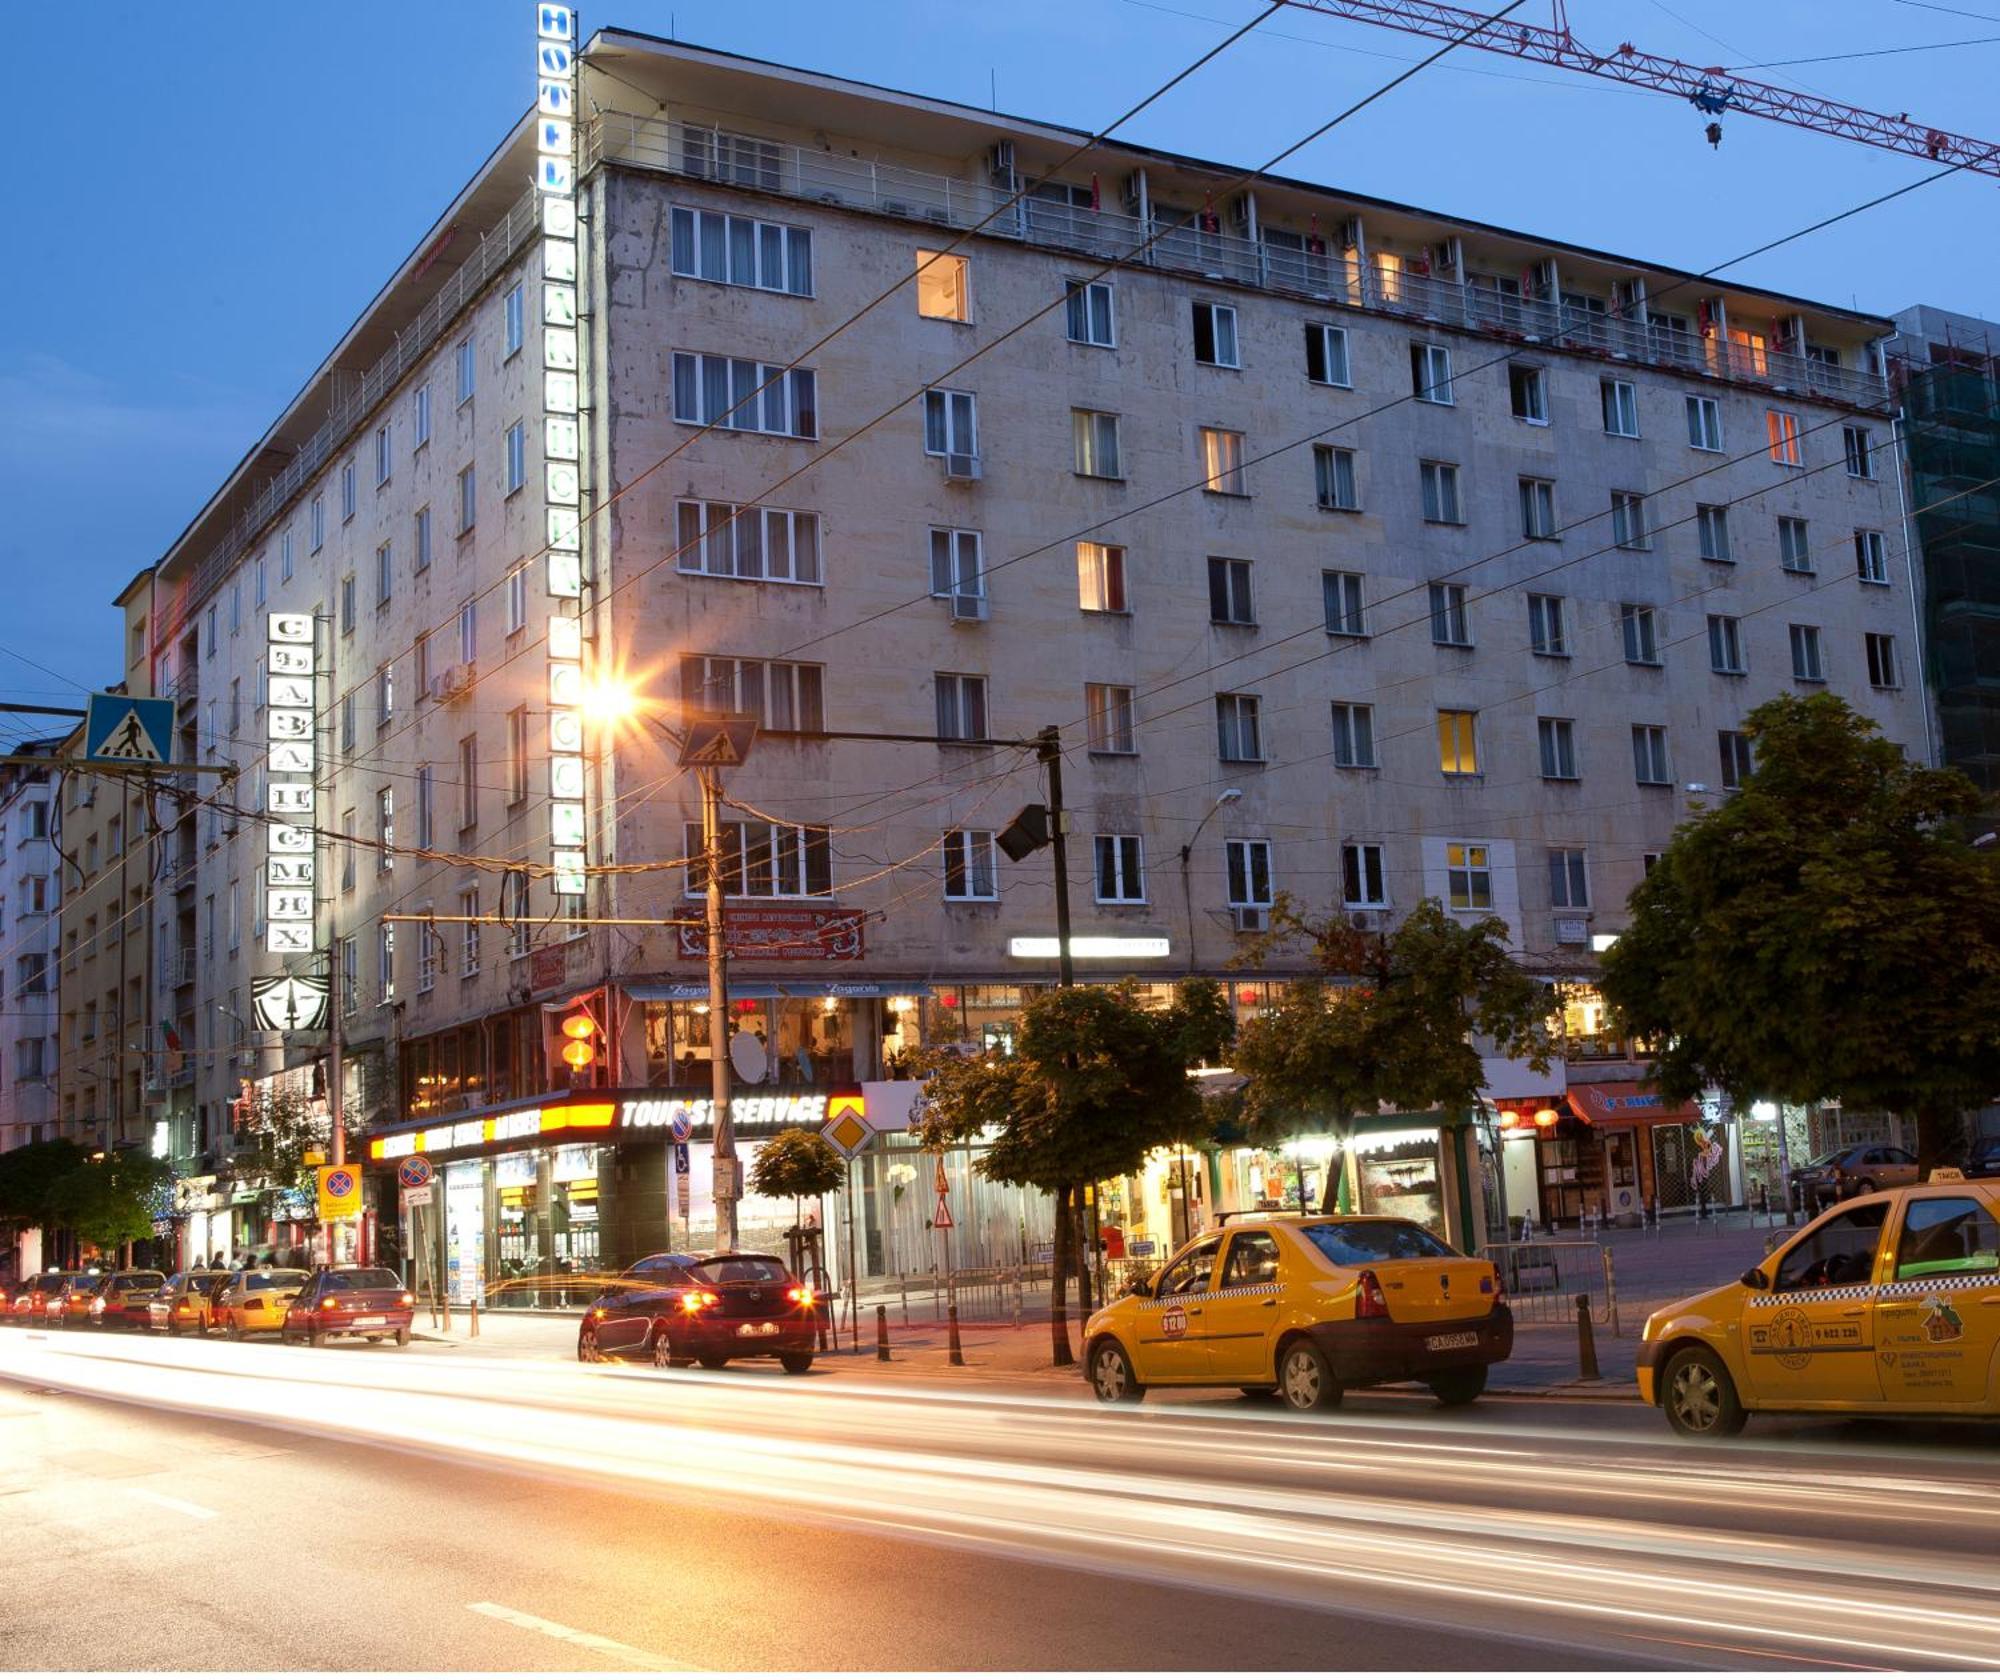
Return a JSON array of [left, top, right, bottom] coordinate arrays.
[[578, 1326, 602, 1363], [1428, 1365, 1488, 1407], [1278, 1339, 1343, 1412], [395, 1326, 411, 1348], [1854, 1179, 1876, 1197], [650, 1333, 675, 1369], [1661, 1345, 1748, 1438], [779, 1351, 813, 1375], [226, 1320, 244, 1342], [697, 1354, 729, 1370], [1088, 1339, 1144, 1405]]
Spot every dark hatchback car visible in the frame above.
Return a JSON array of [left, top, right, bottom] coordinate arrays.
[[578, 1251, 817, 1374], [1788, 1144, 1918, 1209], [280, 1267, 415, 1347], [1965, 1136, 2000, 1180]]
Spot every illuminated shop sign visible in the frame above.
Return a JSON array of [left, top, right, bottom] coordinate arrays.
[[264, 612, 319, 956], [1007, 935, 1171, 960]]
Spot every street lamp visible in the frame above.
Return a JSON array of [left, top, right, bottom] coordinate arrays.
[[1178, 789, 1242, 970]]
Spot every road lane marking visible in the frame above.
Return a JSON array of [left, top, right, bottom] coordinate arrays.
[[130, 1489, 217, 1520], [466, 1601, 687, 1669]]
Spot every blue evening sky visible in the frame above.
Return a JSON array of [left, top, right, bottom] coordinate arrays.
[[3, 0, 1996, 717]]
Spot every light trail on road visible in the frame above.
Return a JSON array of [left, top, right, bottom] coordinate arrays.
[[7, 1329, 2000, 1668]]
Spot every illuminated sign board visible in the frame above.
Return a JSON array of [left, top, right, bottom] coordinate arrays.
[[264, 612, 319, 956], [1007, 935, 1172, 960], [535, 4, 587, 902]]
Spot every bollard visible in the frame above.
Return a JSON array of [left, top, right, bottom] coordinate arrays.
[[947, 1302, 965, 1367], [468, 1296, 480, 1339], [876, 1303, 890, 1363], [440, 1293, 452, 1334], [1575, 1292, 1599, 1381], [429, 1290, 440, 1330], [900, 1275, 910, 1330]]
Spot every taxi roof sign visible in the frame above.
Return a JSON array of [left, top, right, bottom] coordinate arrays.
[[1929, 1166, 1966, 1181]]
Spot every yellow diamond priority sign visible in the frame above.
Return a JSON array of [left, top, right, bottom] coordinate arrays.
[[821, 1093, 871, 1159]]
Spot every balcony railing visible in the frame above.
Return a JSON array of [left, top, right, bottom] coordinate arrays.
[[584, 112, 1888, 410]]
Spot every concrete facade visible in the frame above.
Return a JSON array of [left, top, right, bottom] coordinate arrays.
[[0, 741, 63, 1156]]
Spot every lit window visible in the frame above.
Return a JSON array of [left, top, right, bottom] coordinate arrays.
[[915, 250, 971, 322], [1766, 408, 1803, 466], [1445, 843, 1491, 910], [1437, 709, 1478, 776], [1201, 427, 1246, 496], [1077, 542, 1127, 612], [1073, 409, 1122, 478]]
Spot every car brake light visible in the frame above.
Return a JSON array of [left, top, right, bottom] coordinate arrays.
[[1354, 1269, 1390, 1319], [681, 1290, 718, 1314], [787, 1285, 816, 1307], [399, 1293, 415, 1307], [321, 1297, 339, 1312]]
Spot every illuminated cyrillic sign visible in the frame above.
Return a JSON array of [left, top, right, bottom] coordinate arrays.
[[1007, 935, 1171, 959], [264, 612, 318, 956]]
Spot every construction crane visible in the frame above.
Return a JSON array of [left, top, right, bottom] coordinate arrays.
[[1280, 0, 2000, 178]]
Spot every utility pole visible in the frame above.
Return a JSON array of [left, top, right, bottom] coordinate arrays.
[[1037, 727, 1074, 989], [701, 766, 737, 1249]]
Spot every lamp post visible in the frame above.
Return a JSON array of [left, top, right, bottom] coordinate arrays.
[[1178, 788, 1242, 971]]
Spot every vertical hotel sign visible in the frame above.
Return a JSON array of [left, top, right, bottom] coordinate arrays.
[[265, 613, 318, 954], [536, 5, 588, 900]]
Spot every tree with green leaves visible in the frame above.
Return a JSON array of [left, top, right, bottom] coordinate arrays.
[[913, 981, 1220, 1367], [235, 1086, 331, 1228], [751, 1128, 845, 1225], [0, 1139, 88, 1263], [47, 1150, 172, 1256], [1231, 898, 1556, 1209], [1601, 692, 2000, 1175]]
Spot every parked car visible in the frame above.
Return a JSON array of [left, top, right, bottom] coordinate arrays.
[[147, 1270, 231, 1335], [1082, 1213, 1512, 1411], [88, 1271, 168, 1330], [1962, 1136, 2000, 1181], [47, 1272, 108, 1328], [1789, 1144, 1919, 1210], [213, 1268, 310, 1340], [9, 1272, 85, 1323], [280, 1267, 415, 1347], [577, 1251, 817, 1373], [1641, 1171, 2000, 1438]]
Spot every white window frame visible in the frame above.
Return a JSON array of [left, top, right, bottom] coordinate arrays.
[[1528, 593, 1568, 657], [1209, 556, 1255, 626], [1073, 408, 1122, 478], [1697, 503, 1732, 563], [1779, 516, 1813, 574], [505, 420, 527, 495], [1193, 301, 1240, 368], [1421, 460, 1463, 525], [457, 465, 476, 534], [915, 250, 972, 323], [1708, 614, 1745, 675], [1519, 476, 1556, 540], [1412, 342, 1454, 405], [456, 337, 476, 405], [1330, 702, 1376, 769], [1428, 582, 1470, 647], [1866, 631, 1900, 689], [922, 388, 978, 458], [1843, 425, 1875, 479], [505, 566, 527, 634], [374, 423, 392, 486], [1341, 842, 1387, 909], [680, 656, 826, 733], [1766, 408, 1803, 466], [934, 672, 989, 742], [1064, 280, 1116, 347], [672, 352, 819, 439], [1620, 603, 1660, 667], [1611, 490, 1649, 550], [458, 888, 481, 976], [1314, 444, 1358, 511], [503, 282, 525, 359], [414, 383, 431, 450], [375, 542, 393, 608], [1601, 378, 1639, 438], [1077, 542, 1127, 613], [1445, 841, 1492, 911], [1305, 322, 1351, 387], [669, 206, 813, 296], [1216, 693, 1264, 763], [682, 820, 834, 900], [1856, 529, 1889, 585], [1225, 838, 1274, 909], [1509, 364, 1547, 424], [1719, 730, 1754, 791], [1685, 395, 1723, 452], [1084, 683, 1136, 755], [675, 500, 823, 586], [1323, 570, 1366, 637], [1438, 709, 1479, 777], [928, 528, 985, 602], [941, 829, 998, 902], [1632, 724, 1672, 785], [1547, 848, 1589, 910], [1093, 834, 1146, 904], [1201, 427, 1247, 496], [1538, 716, 1578, 781]]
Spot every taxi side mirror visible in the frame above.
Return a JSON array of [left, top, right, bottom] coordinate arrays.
[[1126, 1274, 1155, 1299], [1739, 1267, 1768, 1291]]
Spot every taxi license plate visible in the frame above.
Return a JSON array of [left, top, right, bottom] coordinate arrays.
[[353, 1316, 386, 1328], [1425, 1330, 1479, 1352], [736, 1322, 778, 1338]]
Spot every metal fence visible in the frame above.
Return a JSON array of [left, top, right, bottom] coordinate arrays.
[[1481, 1239, 1619, 1334]]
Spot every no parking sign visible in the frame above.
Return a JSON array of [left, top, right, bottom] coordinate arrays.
[[317, 1165, 362, 1221]]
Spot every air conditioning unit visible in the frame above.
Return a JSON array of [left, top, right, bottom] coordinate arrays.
[[429, 663, 474, 702], [949, 593, 989, 624], [1232, 906, 1269, 934], [944, 452, 982, 482], [1348, 910, 1379, 932]]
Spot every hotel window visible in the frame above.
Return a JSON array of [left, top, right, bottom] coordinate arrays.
[[1225, 838, 1273, 909], [417, 920, 438, 995], [456, 337, 475, 405], [376, 788, 395, 873], [458, 735, 479, 830], [1193, 301, 1240, 368], [683, 821, 834, 899], [1314, 445, 1358, 511], [1548, 848, 1589, 910], [1428, 582, 1470, 647], [1330, 702, 1376, 769], [1342, 843, 1386, 909], [339, 692, 356, 754], [680, 655, 826, 732], [503, 282, 524, 358], [339, 575, 356, 635], [505, 421, 527, 495], [1632, 724, 1671, 785], [507, 707, 529, 803], [416, 766, 435, 850], [1445, 843, 1492, 911], [1697, 503, 1732, 562], [339, 936, 358, 1014], [915, 250, 971, 322], [672, 352, 818, 438], [1073, 408, 1122, 478], [1620, 603, 1660, 667], [1685, 395, 1723, 451], [1519, 476, 1556, 540], [1065, 280, 1115, 347], [1779, 516, 1812, 574], [1323, 570, 1366, 637], [929, 528, 985, 603], [254, 556, 266, 606], [375, 542, 393, 608], [1094, 835, 1146, 904], [675, 500, 822, 585], [1866, 631, 1900, 689], [941, 830, 998, 901], [1766, 408, 1803, 466], [1719, 730, 1754, 791], [309, 496, 324, 553], [669, 207, 813, 295], [1538, 717, 1578, 781], [458, 601, 477, 666], [340, 460, 356, 522], [458, 888, 480, 976], [920, 387, 978, 460], [414, 505, 432, 572], [1084, 683, 1136, 754], [1601, 378, 1639, 438], [1611, 490, 1648, 550], [1305, 323, 1350, 387], [374, 423, 392, 486], [1420, 460, 1463, 524], [1208, 557, 1254, 626], [414, 383, 431, 450], [1216, 693, 1264, 763], [933, 672, 989, 742], [505, 564, 527, 634], [1201, 427, 1247, 496], [680, 124, 783, 190], [1437, 709, 1479, 776], [1411, 342, 1454, 405], [457, 465, 476, 534], [1509, 365, 1547, 423], [415, 629, 431, 697], [1856, 529, 1889, 585], [1843, 425, 1875, 479], [1528, 593, 1568, 657], [1077, 542, 1127, 612], [1708, 614, 1745, 675]]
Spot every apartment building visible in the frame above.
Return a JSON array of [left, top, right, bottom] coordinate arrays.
[[0, 740, 63, 1157], [137, 31, 1923, 1278]]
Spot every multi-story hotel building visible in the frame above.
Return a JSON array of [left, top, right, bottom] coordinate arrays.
[[133, 30, 1924, 1286]]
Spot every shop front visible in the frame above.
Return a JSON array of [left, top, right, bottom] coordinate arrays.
[[1566, 1080, 1733, 1216]]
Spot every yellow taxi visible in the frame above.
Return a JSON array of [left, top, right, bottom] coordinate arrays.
[[212, 1267, 311, 1340], [147, 1270, 231, 1335], [1082, 1212, 1512, 1411], [1640, 1172, 2000, 1438]]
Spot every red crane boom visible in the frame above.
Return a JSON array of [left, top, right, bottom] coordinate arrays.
[[1282, 0, 2000, 179]]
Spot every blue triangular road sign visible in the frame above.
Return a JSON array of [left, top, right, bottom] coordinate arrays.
[[83, 694, 176, 765]]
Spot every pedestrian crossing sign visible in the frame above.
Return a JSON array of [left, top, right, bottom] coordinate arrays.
[[83, 693, 176, 766]]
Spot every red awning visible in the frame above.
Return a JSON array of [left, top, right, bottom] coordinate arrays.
[[1567, 1080, 1700, 1128]]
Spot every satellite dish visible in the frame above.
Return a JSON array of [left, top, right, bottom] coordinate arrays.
[[730, 1029, 768, 1085]]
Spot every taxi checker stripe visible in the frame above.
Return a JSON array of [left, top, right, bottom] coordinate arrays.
[[1879, 1270, 2000, 1298], [1748, 1284, 1876, 1308]]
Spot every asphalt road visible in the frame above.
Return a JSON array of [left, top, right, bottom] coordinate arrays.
[[5, 1326, 1999, 1671]]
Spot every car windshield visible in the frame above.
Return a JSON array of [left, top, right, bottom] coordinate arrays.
[[688, 1257, 788, 1286], [1299, 1220, 1456, 1265], [240, 1271, 306, 1291], [119, 1274, 166, 1290], [1805, 1148, 1849, 1168], [324, 1269, 402, 1291]]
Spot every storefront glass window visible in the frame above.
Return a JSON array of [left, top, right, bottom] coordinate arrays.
[[923, 984, 1037, 1056], [645, 998, 858, 1086]]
